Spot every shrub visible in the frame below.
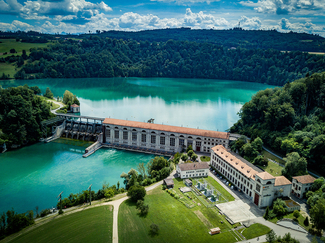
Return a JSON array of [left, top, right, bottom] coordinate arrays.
[[40, 208, 51, 217], [58, 208, 64, 215], [150, 223, 159, 235], [304, 216, 309, 226], [293, 210, 300, 219], [127, 185, 146, 202]]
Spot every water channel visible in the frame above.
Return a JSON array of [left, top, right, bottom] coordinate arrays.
[[0, 77, 274, 214]]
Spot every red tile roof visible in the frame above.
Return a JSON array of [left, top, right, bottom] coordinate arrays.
[[211, 145, 262, 180], [292, 175, 316, 184], [275, 176, 292, 186], [103, 118, 229, 139], [71, 104, 80, 108], [256, 172, 275, 180]]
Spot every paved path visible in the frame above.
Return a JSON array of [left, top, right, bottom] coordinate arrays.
[[49, 100, 64, 115]]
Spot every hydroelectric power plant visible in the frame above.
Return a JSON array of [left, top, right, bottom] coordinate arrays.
[[42, 113, 232, 158]]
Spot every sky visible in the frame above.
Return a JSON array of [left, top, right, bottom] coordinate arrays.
[[0, 0, 325, 37]]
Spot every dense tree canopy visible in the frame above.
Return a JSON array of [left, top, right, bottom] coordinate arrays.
[[11, 37, 325, 86], [231, 72, 325, 174], [0, 85, 52, 148]]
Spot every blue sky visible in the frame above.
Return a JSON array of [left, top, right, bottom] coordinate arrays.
[[0, 0, 325, 36]]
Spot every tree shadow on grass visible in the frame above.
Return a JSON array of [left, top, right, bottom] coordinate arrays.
[[148, 230, 159, 237]]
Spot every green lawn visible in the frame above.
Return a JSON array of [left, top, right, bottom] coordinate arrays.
[[0, 62, 17, 78], [205, 177, 235, 202], [9, 206, 113, 243], [241, 223, 270, 239], [201, 156, 211, 162], [0, 39, 51, 57], [262, 149, 285, 165], [118, 185, 238, 243], [257, 162, 283, 177], [269, 211, 312, 231]]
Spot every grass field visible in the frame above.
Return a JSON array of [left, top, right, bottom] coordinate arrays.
[[0, 39, 51, 57], [9, 205, 113, 243], [118, 185, 238, 243], [201, 156, 210, 162], [205, 177, 235, 202], [269, 211, 311, 231], [262, 149, 286, 165], [257, 162, 283, 177], [240, 223, 270, 239], [0, 62, 17, 78]]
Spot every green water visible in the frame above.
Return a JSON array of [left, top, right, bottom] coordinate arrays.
[[0, 77, 274, 214], [0, 139, 155, 214]]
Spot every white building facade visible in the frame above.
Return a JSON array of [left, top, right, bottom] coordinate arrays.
[[176, 162, 210, 179], [292, 175, 316, 199], [102, 118, 229, 153], [211, 145, 292, 208]]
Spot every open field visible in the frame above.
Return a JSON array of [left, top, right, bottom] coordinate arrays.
[[0, 39, 51, 58], [7, 205, 113, 243], [0, 62, 16, 78], [118, 184, 238, 243], [257, 162, 283, 177]]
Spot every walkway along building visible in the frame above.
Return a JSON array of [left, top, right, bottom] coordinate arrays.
[[102, 118, 230, 153], [210, 145, 292, 208]]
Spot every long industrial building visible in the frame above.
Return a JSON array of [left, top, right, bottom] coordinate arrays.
[[210, 145, 292, 208], [102, 118, 230, 153]]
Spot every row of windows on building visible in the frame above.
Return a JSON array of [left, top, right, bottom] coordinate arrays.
[[106, 128, 212, 147], [212, 158, 255, 198], [184, 173, 207, 178]]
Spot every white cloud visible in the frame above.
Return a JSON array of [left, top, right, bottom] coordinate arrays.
[[151, 0, 220, 5], [277, 17, 325, 35], [0, 0, 112, 20], [183, 8, 228, 28], [243, 0, 325, 15], [239, 16, 262, 29]]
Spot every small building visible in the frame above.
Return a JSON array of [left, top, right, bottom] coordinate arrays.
[[163, 178, 174, 189], [284, 199, 301, 212], [176, 162, 209, 179], [209, 227, 221, 235], [184, 179, 192, 187], [292, 175, 316, 199], [70, 104, 80, 113]]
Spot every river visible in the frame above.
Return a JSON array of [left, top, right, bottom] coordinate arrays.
[[0, 77, 274, 214]]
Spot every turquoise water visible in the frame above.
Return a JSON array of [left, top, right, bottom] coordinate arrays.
[[0, 77, 274, 214], [0, 139, 155, 214]]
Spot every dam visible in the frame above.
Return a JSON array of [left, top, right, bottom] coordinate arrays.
[[43, 114, 231, 158]]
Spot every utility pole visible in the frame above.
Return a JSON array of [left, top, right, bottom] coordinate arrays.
[[57, 191, 63, 212], [88, 184, 92, 205]]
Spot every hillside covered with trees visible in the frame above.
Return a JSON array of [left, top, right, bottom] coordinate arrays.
[[12, 37, 325, 86], [0, 85, 53, 148], [2, 28, 325, 52], [230, 72, 325, 174]]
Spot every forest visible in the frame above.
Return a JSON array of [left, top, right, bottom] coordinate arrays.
[[230, 72, 325, 174], [11, 36, 325, 86], [2, 28, 325, 52], [0, 85, 53, 148]]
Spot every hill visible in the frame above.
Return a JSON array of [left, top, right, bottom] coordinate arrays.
[[230, 72, 325, 174], [11, 37, 325, 86], [92, 28, 325, 53]]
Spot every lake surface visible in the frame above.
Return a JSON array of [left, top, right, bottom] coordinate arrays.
[[0, 77, 274, 214]]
